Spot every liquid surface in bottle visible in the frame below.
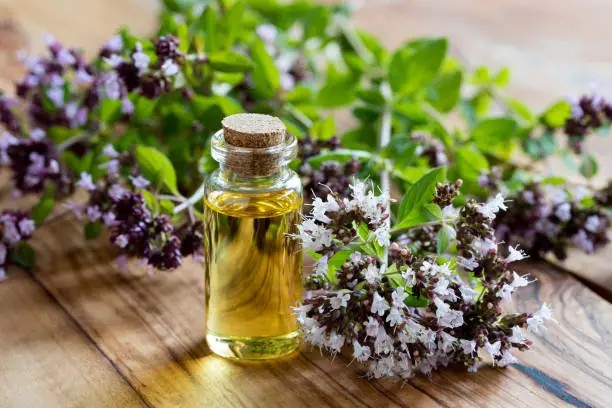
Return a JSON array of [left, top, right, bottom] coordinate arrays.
[[204, 189, 303, 360]]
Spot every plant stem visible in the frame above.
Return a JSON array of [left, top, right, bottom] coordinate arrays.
[[57, 132, 93, 152], [174, 183, 205, 214], [285, 103, 314, 129], [337, 16, 374, 65], [390, 219, 447, 234], [379, 82, 392, 272]]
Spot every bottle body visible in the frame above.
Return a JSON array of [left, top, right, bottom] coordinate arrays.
[[203, 168, 303, 360]]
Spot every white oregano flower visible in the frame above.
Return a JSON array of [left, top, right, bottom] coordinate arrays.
[[505, 246, 528, 263], [76, 172, 96, 191], [352, 340, 371, 362], [371, 292, 390, 316], [527, 303, 553, 334], [364, 263, 380, 284], [329, 292, 350, 310], [313, 255, 328, 276], [478, 193, 507, 219]]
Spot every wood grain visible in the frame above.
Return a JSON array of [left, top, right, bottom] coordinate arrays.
[[24, 216, 612, 408], [0, 269, 145, 408], [0, 0, 612, 406]]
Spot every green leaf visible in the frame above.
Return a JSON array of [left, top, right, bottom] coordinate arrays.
[[220, 1, 244, 50], [194, 95, 243, 118], [453, 146, 489, 181], [134, 146, 179, 194], [203, 6, 219, 52], [579, 154, 599, 179], [99, 98, 122, 122], [471, 66, 490, 85], [436, 224, 455, 255], [561, 149, 578, 171], [303, 5, 330, 39], [355, 222, 370, 243], [357, 88, 385, 105], [134, 97, 157, 122], [31, 196, 55, 226], [427, 70, 462, 112], [396, 167, 446, 228], [46, 126, 80, 145], [307, 149, 373, 167], [11, 242, 35, 270], [160, 199, 175, 215], [284, 86, 313, 103], [140, 190, 160, 213], [494, 67, 510, 87], [392, 166, 431, 183], [250, 39, 280, 99], [404, 295, 428, 308], [542, 176, 567, 186], [388, 37, 448, 95], [341, 125, 377, 150], [505, 98, 534, 123], [177, 23, 189, 53], [470, 117, 517, 153], [310, 116, 336, 141], [423, 203, 443, 221], [84, 221, 103, 240], [542, 100, 571, 128], [207, 51, 252, 73], [427, 71, 463, 112], [316, 64, 360, 108], [326, 250, 353, 283]]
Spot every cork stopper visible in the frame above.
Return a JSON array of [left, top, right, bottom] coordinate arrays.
[[222, 113, 286, 148], [218, 114, 290, 177]]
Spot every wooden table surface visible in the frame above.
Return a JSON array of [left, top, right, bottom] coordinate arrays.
[[1, 1, 611, 407]]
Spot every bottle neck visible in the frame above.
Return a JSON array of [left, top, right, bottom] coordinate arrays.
[[218, 165, 286, 186]]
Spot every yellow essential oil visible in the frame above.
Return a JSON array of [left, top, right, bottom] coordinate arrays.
[[203, 114, 303, 361], [204, 190, 302, 360]]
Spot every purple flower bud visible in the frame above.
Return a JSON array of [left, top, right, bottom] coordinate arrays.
[[161, 59, 179, 77], [114, 234, 129, 248], [121, 98, 134, 115], [103, 54, 124, 68], [30, 128, 46, 141], [76, 172, 96, 191], [102, 72, 122, 100], [106, 35, 123, 52], [56, 48, 76, 66], [3, 220, 21, 245], [86, 206, 102, 222], [75, 69, 94, 85], [256, 24, 277, 43], [46, 87, 64, 107], [108, 184, 127, 201], [132, 42, 150, 73], [130, 175, 150, 189]]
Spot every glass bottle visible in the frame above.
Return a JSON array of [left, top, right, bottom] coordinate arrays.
[[203, 113, 303, 360]]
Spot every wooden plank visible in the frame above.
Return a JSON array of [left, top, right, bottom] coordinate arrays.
[[27, 216, 612, 407], [0, 268, 145, 408], [0, 0, 611, 405], [29, 217, 439, 408], [552, 246, 612, 297]]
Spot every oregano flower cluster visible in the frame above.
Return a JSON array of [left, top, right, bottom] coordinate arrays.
[[70, 145, 203, 272], [295, 179, 552, 378], [493, 182, 610, 260], [0, 211, 36, 279]]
